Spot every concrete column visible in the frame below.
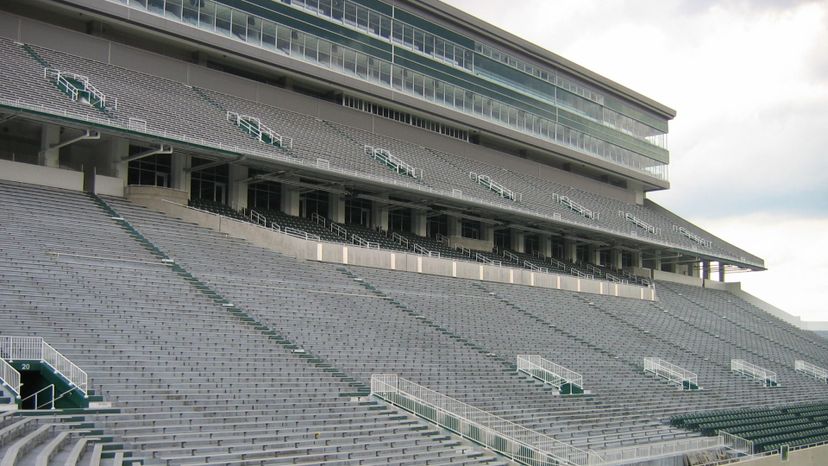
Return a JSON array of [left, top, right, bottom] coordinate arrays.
[[540, 234, 553, 259], [447, 215, 461, 237], [170, 153, 191, 193], [587, 245, 600, 265], [280, 181, 300, 216], [370, 196, 389, 231], [702, 261, 711, 280], [611, 248, 623, 270], [411, 210, 427, 237], [564, 239, 577, 264], [718, 261, 726, 282], [39, 124, 61, 168], [632, 250, 643, 268], [481, 223, 494, 243], [328, 193, 345, 224], [653, 251, 662, 270], [510, 230, 525, 253], [227, 165, 248, 211], [107, 138, 129, 185]]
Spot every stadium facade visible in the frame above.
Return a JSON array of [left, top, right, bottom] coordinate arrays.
[[2, 1, 828, 465]]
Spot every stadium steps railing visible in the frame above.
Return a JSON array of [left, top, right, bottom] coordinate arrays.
[[731, 359, 778, 388], [517, 355, 584, 395]]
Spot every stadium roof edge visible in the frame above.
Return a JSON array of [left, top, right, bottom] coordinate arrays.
[[408, 0, 678, 120]]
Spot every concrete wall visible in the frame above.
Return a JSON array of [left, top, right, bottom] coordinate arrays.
[[653, 269, 704, 287], [94, 174, 124, 197], [0, 159, 83, 191], [125, 185, 189, 206], [739, 444, 828, 466], [126, 195, 655, 302]]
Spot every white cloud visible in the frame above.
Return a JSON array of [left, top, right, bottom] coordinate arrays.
[[445, 0, 828, 321]]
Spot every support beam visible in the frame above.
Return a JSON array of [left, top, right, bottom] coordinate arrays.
[[123, 144, 173, 163], [280, 177, 300, 216], [587, 245, 600, 266], [611, 248, 623, 270], [540, 234, 553, 259], [411, 210, 427, 237], [718, 262, 726, 282], [228, 165, 248, 211], [328, 192, 345, 224], [371, 194, 389, 231], [510, 229, 525, 253], [564, 238, 577, 264], [107, 138, 129, 185], [39, 124, 61, 167], [170, 153, 191, 193], [702, 261, 711, 280]]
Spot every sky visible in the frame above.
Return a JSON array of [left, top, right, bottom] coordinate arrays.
[[443, 0, 828, 322]]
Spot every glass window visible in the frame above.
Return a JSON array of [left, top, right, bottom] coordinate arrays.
[[262, 22, 276, 49], [148, 0, 163, 15], [164, 0, 182, 19], [182, 0, 198, 25], [318, 40, 331, 67], [247, 15, 261, 46], [215, 4, 231, 37], [343, 2, 357, 26], [198, 0, 215, 30], [231, 10, 247, 41]]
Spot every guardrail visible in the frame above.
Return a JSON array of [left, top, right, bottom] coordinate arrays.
[[371, 374, 602, 465], [644, 357, 698, 390], [732, 359, 777, 387], [0, 336, 87, 396], [351, 234, 380, 249], [412, 243, 439, 257], [795, 360, 827, 383], [598, 436, 726, 464], [720, 431, 754, 455], [0, 358, 20, 399], [517, 355, 583, 391]]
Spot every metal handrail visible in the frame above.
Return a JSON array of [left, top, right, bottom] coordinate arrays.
[[391, 232, 409, 247], [371, 374, 601, 465], [475, 253, 501, 267], [517, 355, 583, 390], [283, 226, 321, 241], [0, 358, 20, 399], [0, 337, 87, 396], [720, 431, 754, 455], [21, 384, 54, 410], [644, 357, 697, 390], [330, 223, 349, 239], [42, 341, 87, 395], [351, 234, 380, 249], [731, 359, 777, 387], [795, 360, 828, 383], [598, 436, 726, 464], [502, 250, 519, 262], [311, 212, 326, 226], [412, 243, 439, 257], [248, 209, 267, 227]]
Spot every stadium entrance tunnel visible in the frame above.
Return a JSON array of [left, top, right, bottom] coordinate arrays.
[[10, 360, 89, 409]]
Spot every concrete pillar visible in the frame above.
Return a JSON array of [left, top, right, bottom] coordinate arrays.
[[171, 153, 191, 193], [411, 210, 427, 237], [540, 234, 552, 259], [328, 193, 345, 224], [702, 261, 711, 280], [611, 248, 623, 270], [107, 139, 129, 185], [39, 124, 61, 168], [718, 262, 726, 282], [447, 215, 461, 237], [653, 251, 662, 270], [587, 245, 600, 265], [280, 181, 300, 216], [632, 250, 643, 268], [564, 239, 577, 264], [510, 230, 525, 253], [481, 223, 494, 243], [227, 165, 248, 211], [370, 196, 389, 231]]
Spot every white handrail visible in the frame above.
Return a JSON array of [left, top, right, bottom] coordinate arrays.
[[475, 253, 501, 266], [0, 358, 20, 399], [330, 223, 349, 239], [517, 355, 583, 391], [311, 212, 326, 226], [248, 209, 267, 226], [283, 226, 321, 241], [371, 374, 602, 466], [391, 232, 409, 247], [21, 384, 54, 410], [412, 243, 439, 257], [731, 359, 777, 387], [0, 337, 87, 396], [42, 341, 88, 395], [502, 250, 519, 262], [598, 436, 726, 464], [795, 360, 828, 383], [720, 431, 754, 455], [351, 234, 380, 249], [644, 357, 698, 390]]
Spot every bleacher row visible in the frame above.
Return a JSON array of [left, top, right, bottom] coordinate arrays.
[[0, 180, 826, 464], [0, 37, 761, 267], [189, 197, 648, 285]]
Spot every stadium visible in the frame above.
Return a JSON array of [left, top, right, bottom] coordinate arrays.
[[0, 0, 825, 464]]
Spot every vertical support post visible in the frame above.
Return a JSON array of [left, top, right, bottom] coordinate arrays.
[[564, 238, 577, 264], [702, 260, 711, 280], [39, 124, 61, 168], [540, 234, 552, 259], [280, 178, 300, 216], [370, 195, 389, 231], [411, 210, 427, 237], [329, 192, 346, 224], [718, 261, 726, 282], [227, 164, 248, 211], [170, 153, 191, 194], [510, 229, 525, 253]]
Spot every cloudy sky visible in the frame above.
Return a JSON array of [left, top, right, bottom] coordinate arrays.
[[444, 0, 828, 322]]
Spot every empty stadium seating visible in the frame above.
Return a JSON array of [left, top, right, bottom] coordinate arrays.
[[0, 37, 761, 268]]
